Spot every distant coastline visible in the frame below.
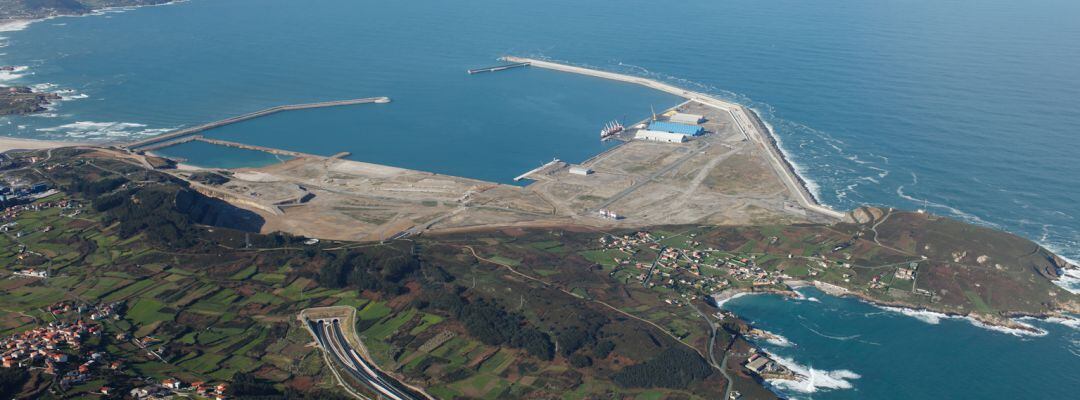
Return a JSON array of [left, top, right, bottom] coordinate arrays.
[[0, 1, 181, 28]]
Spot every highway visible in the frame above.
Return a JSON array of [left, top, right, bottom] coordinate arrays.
[[307, 318, 420, 400]]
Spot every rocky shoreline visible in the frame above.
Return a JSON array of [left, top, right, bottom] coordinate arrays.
[[0, 0, 176, 23], [742, 105, 825, 207], [0, 85, 61, 115]]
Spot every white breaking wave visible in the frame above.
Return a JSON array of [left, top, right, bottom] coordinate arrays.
[[0, 65, 29, 81], [1050, 265, 1080, 295], [765, 332, 795, 348], [36, 121, 168, 139], [757, 113, 823, 201], [0, 20, 34, 32], [889, 172, 997, 228], [801, 323, 861, 341], [806, 297, 821, 303], [875, 304, 1048, 337], [763, 350, 861, 395], [714, 292, 757, 308], [53, 89, 88, 101], [1016, 316, 1080, 331], [30, 83, 56, 91], [878, 305, 944, 324]]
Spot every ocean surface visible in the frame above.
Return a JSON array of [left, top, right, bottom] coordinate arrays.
[[723, 288, 1080, 399], [2, 0, 1079, 397]]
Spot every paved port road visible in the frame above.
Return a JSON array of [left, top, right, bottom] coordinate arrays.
[[307, 318, 420, 400]]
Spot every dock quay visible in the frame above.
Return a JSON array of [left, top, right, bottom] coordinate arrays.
[[123, 97, 391, 150], [514, 158, 562, 182], [501, 56, 847, 221], [192, 137, 327, 160], [137, 134, 202, 152], [467, 62, 529, 75]]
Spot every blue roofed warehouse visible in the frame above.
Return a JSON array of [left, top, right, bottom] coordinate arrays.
[[647, 121, 704, 136]]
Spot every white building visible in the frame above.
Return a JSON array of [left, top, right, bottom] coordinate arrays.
[[669, 112, 704, 125], [634, 130, 687, 143], [569, 166, 593, 176]]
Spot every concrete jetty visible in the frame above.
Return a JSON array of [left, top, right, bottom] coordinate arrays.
[[514, 158, 561, 182], [193, 137, 325, 159], [467, 62, 529, 74], [137, 134, 201, 152], [124, 97, 391, 150], [502, 56, 847, 221]]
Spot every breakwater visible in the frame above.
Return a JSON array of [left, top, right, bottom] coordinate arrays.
[[514, 158, 561, 181], [467, 62, 529, 74], [502, 56, 847, 221], [124, 97, 391, 150], [192, 137, 335, 160]]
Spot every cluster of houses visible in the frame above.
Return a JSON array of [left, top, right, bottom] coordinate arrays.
[[1, 197, 77, 222], [599, 231, 788, 301], [13, 268, 48, 278], [124, 379, 229, 399], [0, 181, 51, 202], [0, 320, 99, 371], [46, 300, 124, 321]]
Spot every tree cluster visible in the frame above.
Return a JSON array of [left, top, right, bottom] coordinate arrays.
[[228, 372, 350, 400], [317, 248, 419, 295], [421, 290, 554, 361], [612, 347, 711, 389], [93, 187, 199, 247], [72, 176, 128, 196]]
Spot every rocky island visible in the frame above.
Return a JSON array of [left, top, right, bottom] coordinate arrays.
[[0, 85, 61, 116]]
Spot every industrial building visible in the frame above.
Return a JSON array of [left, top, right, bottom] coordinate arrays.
[[669, 112, 704, 124], [569, 165, 593, 176], [634, 130, 687, 143], [648, 121, 704, 136]]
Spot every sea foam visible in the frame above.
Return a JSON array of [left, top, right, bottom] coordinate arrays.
[[0, 65, 29, 81], [763, 350, 861, 395], [874, 304, 1048, 337], [36, 121, 167, 139]]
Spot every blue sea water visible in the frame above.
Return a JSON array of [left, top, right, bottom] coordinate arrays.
[[2, 0, 1079, 397], [723, 288, 1080, 399]]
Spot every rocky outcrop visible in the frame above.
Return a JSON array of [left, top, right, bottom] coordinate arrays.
[[0, 86, 61, 116]]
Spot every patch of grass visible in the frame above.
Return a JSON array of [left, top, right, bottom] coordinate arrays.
[[357, 301, 392, 321], [229, 265, 258, 280], [363, 309, 416, 341], [488, 255, 521, 267], [127, 299, 173, 325]]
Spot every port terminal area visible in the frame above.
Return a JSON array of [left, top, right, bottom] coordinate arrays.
[[123, 61, 846, 242]]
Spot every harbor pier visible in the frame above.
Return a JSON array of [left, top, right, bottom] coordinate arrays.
[[192, 137, 332, 160], [514, 158, 562, 182], [467, 62, 529, 74]]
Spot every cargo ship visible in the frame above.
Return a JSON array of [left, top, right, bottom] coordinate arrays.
[[600, 120, 623, 139]]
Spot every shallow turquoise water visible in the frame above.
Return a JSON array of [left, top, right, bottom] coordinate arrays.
[[2, 1, 1079, 397], [157, 140, 288, 169]]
